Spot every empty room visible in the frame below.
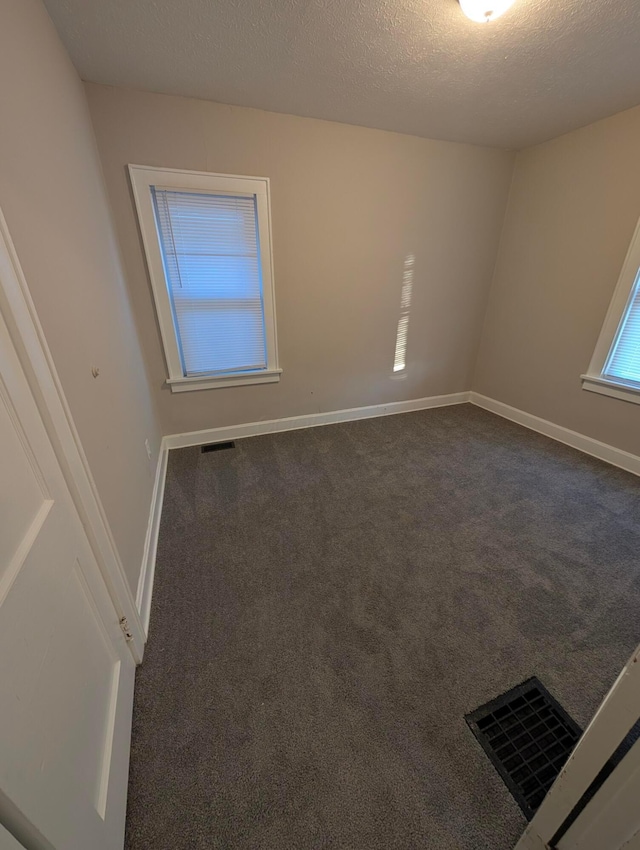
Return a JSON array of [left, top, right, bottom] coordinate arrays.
[[1, 0, 640, 848]]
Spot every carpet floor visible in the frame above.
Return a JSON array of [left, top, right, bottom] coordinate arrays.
[[125, 404, 640, 850]]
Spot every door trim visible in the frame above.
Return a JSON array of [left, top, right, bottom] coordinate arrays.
[[0, 206, 145, 662], [136, 445, 168, 636]]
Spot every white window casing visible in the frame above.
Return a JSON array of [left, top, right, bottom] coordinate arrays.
[[129, 165, 281, 392], [582, 214, 640, 405]]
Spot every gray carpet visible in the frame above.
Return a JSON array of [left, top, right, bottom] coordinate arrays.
[[125, 404, 640, 850]]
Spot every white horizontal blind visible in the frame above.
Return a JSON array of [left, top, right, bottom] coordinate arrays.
[[604, 269, 640, 385], [151, 188, 266, 377]]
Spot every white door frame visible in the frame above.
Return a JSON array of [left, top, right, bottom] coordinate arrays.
[[0, 206, 145, 662], [516, 641, 640, 849]]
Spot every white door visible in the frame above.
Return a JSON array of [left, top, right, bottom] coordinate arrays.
[[555, 735, 640, 850], [0, 296, 135, 849], [516, 643, 640, 850]]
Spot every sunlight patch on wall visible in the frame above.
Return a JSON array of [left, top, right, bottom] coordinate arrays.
[[393, 254, 414, 374]]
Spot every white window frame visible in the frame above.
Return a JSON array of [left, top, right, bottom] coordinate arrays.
[[129, 164, 281, 392], [582, 214, 640, 405]]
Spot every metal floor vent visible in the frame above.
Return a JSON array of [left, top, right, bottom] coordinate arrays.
[[201, 441, 235, 453], [466, 677, 582, 820]]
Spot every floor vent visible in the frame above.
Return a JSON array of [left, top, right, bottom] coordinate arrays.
[[201, 441, 235, 453], [466, 677, 581, 820]]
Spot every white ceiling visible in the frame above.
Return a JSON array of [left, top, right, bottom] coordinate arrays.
[[43, 0, 640, 149]]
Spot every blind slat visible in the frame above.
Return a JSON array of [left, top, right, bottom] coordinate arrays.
[[604, 271, 640, 385], [151, 187, 266, 376]]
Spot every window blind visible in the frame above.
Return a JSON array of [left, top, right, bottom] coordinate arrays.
[[151, 188, 266, 377], [604, 270, 640, 385]]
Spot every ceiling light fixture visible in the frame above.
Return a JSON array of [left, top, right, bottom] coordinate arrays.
[[458, 0, 516, 23]]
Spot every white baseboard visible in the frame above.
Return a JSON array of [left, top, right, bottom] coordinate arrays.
[[163, 391, 471, 450], [143, 390, 637, 640], [470, 392, 640, 477], [139, 392, 468, 638], [136, 445, 169, 635]]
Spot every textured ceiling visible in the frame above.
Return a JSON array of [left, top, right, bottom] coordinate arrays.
[[43, 0, 640, 149]]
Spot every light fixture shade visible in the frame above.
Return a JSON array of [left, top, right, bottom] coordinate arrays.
[[459, 0, 515, 22]]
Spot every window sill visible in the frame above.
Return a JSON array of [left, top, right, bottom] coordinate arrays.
[[167, 369, 282, 393], [581, 374, 640, 406]]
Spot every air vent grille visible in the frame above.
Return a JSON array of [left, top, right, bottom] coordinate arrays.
[[466, 677, 581, 819], [201, 441, 235, 453]]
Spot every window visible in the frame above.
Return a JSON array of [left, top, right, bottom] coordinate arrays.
[[129, 165, 280, 392], [583, 215, 640, 405]]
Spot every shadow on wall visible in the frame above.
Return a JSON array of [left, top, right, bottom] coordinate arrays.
[[392, 253, 415, 378]]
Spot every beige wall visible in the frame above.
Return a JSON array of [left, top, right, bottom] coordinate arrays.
[[85, 83, 515, 436], [0, 0, 162, 592], [474, 105, 640, 456]]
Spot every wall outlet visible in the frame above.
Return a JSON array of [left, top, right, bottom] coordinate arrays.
[[145, 439, 152, 461]]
